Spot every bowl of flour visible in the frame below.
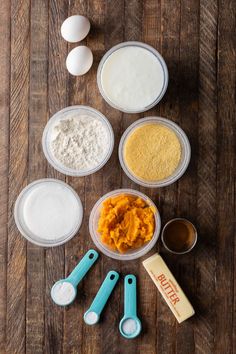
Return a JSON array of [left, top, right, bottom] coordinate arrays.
[[42, 106, 114, 176]]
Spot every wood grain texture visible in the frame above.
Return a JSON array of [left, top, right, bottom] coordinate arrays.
[[175, 1, 199, 354], [195, 1, 218, 353], [26, 1, 49, 353], [154, 1, 181, 353], [45, 1, 68, 354], [0, 1, 236, 354], [215, 1, 236, 353], [7, 0, 30, 352], [0, 0, 10, 352]]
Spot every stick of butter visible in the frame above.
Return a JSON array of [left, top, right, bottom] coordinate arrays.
[[143, 253, 195, 323]]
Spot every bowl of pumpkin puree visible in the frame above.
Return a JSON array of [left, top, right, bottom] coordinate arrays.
[[119, 117, 191, 188], [89, 189, 161, 260]]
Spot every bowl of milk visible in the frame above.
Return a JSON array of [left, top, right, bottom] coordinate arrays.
[[97, 41, 168, 113]]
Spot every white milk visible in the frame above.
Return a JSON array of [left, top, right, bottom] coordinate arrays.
[[101, 46, 165, 112]]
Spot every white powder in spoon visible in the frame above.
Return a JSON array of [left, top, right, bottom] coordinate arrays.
[[84, 311, 99, 325], [122, 318, 137, 335], [50, 115, 109, 171], [51, 281, 76, 306]]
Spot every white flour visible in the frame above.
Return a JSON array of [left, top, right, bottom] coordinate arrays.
[[50, 115, 109, 171]]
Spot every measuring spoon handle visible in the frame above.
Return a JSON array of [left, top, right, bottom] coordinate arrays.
[[67, 249, 99, 287], [124, 274, 137, 318], [89, 271, 119, 315]]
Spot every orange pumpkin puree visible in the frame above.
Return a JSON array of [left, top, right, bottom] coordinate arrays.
[[98, 194, 155, 253]]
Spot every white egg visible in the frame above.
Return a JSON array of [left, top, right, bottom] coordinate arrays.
[[66, 46, 93, 76], [61, 15, 90, 43]]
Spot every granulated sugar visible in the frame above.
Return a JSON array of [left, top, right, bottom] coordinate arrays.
[[50, 115, 109, 171], [21, 180, 82, 241]]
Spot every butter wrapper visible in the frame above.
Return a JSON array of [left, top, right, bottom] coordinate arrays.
[[143, 253, 195, 323]]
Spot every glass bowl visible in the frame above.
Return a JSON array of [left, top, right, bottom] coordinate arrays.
[[97, 41, 168, 113], [119, 117, 191, 188], [42, 105, 114, 176], [89, 189, 161, 261], [14, 178, 83, 247]]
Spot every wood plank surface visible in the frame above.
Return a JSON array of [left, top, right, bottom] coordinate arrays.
[[0, 1, 235, 354], [26, 2, 49, 354], [7, 0, 30, 352], [0, 1, 10, 352], [45, 1, 68, 353]]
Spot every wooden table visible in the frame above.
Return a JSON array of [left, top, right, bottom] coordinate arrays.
[[0, 1, 235, 353]]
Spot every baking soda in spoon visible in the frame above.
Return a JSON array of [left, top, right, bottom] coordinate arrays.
[[84, 271, 119, 325], [122, 318, 138, 335], [51, 282, 76, 306], [119, 275, 141, 339], [51, 249, 99, 306]]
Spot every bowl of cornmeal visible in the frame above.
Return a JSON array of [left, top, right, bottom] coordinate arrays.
[[119, 117, 191, 188], [89, 189, 161, 260]]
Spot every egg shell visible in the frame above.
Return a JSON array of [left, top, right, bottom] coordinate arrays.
[[66, 46, 93, 76], [61, 15, 90, 43]]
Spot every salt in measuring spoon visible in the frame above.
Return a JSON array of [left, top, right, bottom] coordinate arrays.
[[51, 249, 99, 306], [84, 270, 119, 325], [119, 275, 142, 339]]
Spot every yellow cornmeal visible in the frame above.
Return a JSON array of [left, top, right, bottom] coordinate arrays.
[[124, 124, 181, 181]]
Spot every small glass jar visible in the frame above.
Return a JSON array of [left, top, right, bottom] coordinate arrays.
[[161, 218, 198, 254]]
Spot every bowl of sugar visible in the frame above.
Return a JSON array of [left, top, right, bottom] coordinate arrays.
[[14, 179, 83, 247], [42, 105, 114, 177]]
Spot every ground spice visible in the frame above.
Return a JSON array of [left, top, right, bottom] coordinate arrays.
[[124, 123, 181, 181]]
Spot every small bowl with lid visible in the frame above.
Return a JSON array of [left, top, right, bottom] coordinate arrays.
[[119, 117, 191, 188], [42, 105, 114, 176], [89, 189, 161, 261], [97, 41, 168, 113]]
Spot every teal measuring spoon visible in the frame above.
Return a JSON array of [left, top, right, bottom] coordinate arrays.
[[119, 274, 142, 339], [51, 249, 99, 306], [84, 270, 119, 325]]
